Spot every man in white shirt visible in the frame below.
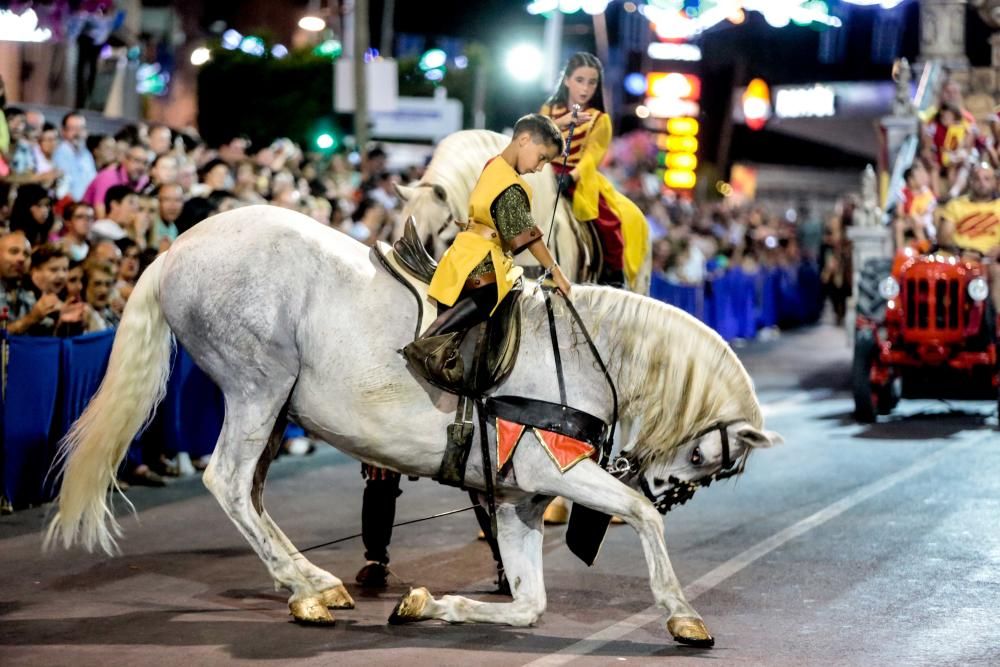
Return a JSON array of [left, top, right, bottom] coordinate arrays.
[[52, 111, 97, 201]]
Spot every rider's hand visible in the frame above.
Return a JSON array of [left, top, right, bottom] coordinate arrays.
[[552, 265, 572, 296], [554, 112, 592, 129]]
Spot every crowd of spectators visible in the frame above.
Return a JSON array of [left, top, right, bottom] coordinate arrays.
[[0, 102, 420, 492]]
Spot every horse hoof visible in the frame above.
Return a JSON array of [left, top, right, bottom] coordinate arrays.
[[289, 596, 336, 625], [667, 617, 714, 647], [388, 587, 431, 624], [320, 584, 355, 610], [543, 498, 570, 525]]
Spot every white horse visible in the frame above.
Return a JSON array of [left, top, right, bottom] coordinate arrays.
[[45, 206, 778, 646], [397, 129, 652, 292]]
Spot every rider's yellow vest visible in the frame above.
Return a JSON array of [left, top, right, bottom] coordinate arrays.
[[428, 156, 531, 313]]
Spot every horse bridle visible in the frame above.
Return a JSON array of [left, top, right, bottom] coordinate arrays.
[[611, 419, 746, 514], [415, 182, 459, 237]]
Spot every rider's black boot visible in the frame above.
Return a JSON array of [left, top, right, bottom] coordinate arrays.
[[402, 293, 489, 391], [598, 267, 626, 289]]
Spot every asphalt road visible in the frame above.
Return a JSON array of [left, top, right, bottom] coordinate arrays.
[[1, 323, 998, 666]]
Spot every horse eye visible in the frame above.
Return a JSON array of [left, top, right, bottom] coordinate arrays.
[[690, 447, 703, 466]]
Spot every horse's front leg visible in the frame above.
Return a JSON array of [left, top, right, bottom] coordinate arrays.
[[390, 494, 548, 626], [542, 459, 714, 647]]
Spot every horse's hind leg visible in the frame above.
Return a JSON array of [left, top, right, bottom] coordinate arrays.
[[251, 417, 354, 610], [389, 494, 549, 626], [203, 388, 335, 625]]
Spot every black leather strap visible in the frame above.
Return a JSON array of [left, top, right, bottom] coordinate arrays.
[[475, 398, 498, 540], [486, 395, 608, 447], [544, 291, 567, 405], [556, 292, 618, 467]]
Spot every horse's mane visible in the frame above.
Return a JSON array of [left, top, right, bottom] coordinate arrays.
[[573, 286, 763, 465], [421, 130, 508, 219]]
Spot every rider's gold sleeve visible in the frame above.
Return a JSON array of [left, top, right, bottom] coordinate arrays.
[[492, 185, 541, 254]]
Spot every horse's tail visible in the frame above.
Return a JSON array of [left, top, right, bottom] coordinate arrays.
[[44, 253, 174, 555]]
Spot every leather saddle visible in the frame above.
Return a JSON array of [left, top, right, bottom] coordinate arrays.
[[373, 217, 522, 397]]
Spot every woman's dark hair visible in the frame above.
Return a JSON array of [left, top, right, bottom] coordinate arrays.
[[86, 133, 108, 154], [114, 123, 143, 145], [198, 158, 230, 182], [175, 196, 215, 235], [136, 247, 160, 278], [10, 184, 54, 246], [545, 52, 605, 113], [352, 197, 381, 222]]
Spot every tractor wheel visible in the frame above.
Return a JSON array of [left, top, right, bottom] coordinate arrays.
[[853, 329, 879, 423], [877, 377, 902, 415], [857, 258, 894, 322]]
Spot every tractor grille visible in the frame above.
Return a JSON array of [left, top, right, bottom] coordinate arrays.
[[904, 277, 962, 331]]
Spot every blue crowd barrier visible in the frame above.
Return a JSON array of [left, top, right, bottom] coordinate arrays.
[[0, 336, 225, 508], [650, 261, 822, 342], [2, 336, 62, 507]]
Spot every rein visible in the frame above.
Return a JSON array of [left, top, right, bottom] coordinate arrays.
[[293, 505, 477, 556], [541, 104, 580, 274], [542, 287, 618, 468]]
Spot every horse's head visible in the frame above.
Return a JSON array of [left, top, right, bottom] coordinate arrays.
[[395, 183, 457, 259], [618, 420, 782, 513]]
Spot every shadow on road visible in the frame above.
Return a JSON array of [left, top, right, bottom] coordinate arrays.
[[819, 406, 996, 440]]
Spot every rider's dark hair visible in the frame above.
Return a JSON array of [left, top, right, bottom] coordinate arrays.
[[512, 114, 563, 153], [545, 52, 605, 113]]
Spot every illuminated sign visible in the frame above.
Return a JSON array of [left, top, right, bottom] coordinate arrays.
[[644, 97, 700, 119], [647, 42, 703, 62], [774, 84, 836, 118], [742, 78, 771, 131], [646, 72, 701, 101], [0, 8, 52, 43]]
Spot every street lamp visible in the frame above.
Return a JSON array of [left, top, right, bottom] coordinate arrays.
[[299, 16, 326, 32], [299, 0, 326, 32], [190, 46, 211, 66], [505, 44, 543, 83]]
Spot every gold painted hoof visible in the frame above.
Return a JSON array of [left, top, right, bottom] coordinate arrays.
[[609, 515, 625, 524], [320, 584, 355, 609], [667, 617, 715, 647], [388, 586, 431, 625], [543, 498, 570, 525], [289, 596, 335, 625]]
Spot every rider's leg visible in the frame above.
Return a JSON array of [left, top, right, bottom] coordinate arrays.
[[357, 464, 402, 587], [592, 194, 626, 287], [423, 283, 498, 337]]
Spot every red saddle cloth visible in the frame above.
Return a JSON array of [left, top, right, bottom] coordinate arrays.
[[496, 417, 596, 473]]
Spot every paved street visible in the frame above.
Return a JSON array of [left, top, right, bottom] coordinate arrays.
[[1, 323, 998, 666]]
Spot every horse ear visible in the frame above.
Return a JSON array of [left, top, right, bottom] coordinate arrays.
[[736, 425, 783, 449], [432, 184, 448, 202], [394, 183, 416, 202]]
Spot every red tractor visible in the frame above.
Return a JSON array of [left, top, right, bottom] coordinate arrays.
[[853, 247, 999, 423]]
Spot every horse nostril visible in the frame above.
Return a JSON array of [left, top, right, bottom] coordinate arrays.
[[653, 477, 665, 486]]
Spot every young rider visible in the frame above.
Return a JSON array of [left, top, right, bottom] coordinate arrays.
[[404, 113, 570, 388], [541, 52, 649, 289]]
